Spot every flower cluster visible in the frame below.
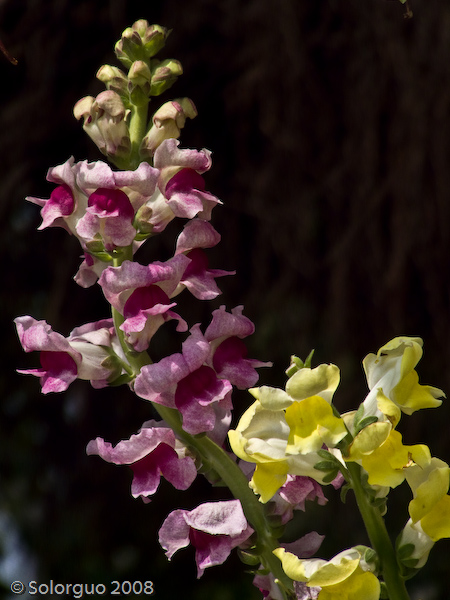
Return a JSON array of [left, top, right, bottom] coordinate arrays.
[[15, 19, 450, 600], [229, 338, 450, 596]]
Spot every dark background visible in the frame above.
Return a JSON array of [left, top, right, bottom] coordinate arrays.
[[1, 0, 449, 598]]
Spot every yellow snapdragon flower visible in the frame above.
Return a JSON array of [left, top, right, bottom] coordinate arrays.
[[273, 547, 380, 600], [362, 337, 444, 420], [228, 364, 346, 502]]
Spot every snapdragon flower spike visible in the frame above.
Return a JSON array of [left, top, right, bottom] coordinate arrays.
[[158, 500, 253, 578], [98, 255, 190, 352], [86, 420, 197, 501], [154, 138, 221, 220], [15, 316, 124, 393]]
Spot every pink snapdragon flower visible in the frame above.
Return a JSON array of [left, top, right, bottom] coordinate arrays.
[[27, 157, 160, 285], [270, 476, 328, 524], [205, 305, 272, 389], [174, 219, 235, 300], [15, 316, 124, 393], [134, 323, 232, 439], [154, 138, 221, 220], [159, 500, 253, 577], [98, 254, 191, 352], [87, 420, 197, 501], [134, 307, 270, 439]]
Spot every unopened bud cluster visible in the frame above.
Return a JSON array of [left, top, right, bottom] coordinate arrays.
[[74, 19, 195, 168]]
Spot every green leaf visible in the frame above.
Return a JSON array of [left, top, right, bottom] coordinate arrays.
[[322, 469, 339, 484], [314, 460, 338, 472]]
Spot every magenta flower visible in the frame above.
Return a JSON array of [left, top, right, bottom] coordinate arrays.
[[174, 219, 235, 300], [134, 307, 270, 437], [159, 500, 253, 577], [76, 187, 137, 251], [98, 255, 190, 352], [15, 316, 124, 393], [134, 324, 232, 438], [154, 138, 221, 220], [27, 158, 161, 285], [205, 305, 272, 389], [87, 420, 197, 501], [27, 156, 82, 234], [271, 475, 328, 524]]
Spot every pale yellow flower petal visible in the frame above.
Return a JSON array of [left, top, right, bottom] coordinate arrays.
[[250, 462, 289, 503], [273, 547, 360, 587], [317, 568, 380, 600], [347, 421, 392, 462], [361, 430, 430, 488], [250, 385, 294, 410], [420, 495, 450, 541], [285, 396, 347, 454], [392, 370, 444, 415], [285, 364, 340, 404], [407, 458, 450, 523]]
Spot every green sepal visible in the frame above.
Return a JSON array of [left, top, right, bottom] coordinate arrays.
[[107, 373, 135, 387], [314, 460, 339, 472], [134, 231, 154, 242], [87, 250, 114, 262], [354, 415, 379, 436], [396, 543, 416, 562], [322, 469, 339, 484], [285, 350, 315, 377], [237, 548, 262, 567], [340, 482, 351, 503]]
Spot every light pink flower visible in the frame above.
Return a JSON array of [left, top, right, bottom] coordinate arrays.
[[15, 316, 123, 393], [154, 138, 221, 220], [159, 500, 253, 577], [87, 420, 197, 501], [98, 255, 190, 352]]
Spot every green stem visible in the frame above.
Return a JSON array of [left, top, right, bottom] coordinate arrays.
[[128, 101, 149, 169], [347, 462, 410, 600], [152, 404, 294, 598]]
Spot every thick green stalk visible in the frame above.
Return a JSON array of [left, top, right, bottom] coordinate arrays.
[[128, 101, 149, 170], [347, 462, 411, 600]]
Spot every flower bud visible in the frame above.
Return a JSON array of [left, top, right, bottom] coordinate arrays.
[[150, 59, 183, 96], [96, 64, 128, 97], [74, 90, 131, 163], [140, 98, 197, 157], [115, 21, 170, 68], [128, 60, 152, 105]]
